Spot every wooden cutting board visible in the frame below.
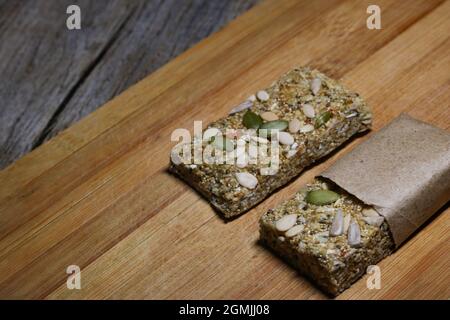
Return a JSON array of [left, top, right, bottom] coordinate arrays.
[[0, 0, 449, 299]]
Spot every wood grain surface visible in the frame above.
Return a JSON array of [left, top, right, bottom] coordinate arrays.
[[0, 0, 449, 299], [0, 0, 258, 169]]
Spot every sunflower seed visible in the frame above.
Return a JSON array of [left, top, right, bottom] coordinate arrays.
[[236, 153, 248, 168], [311, 77, 322, 95], [362, 216, 384, 227], [275, 214, 298, 232], [348, 220, 361, 247], [343, 214, 351, 233], [229, 100, 253, 114], [330, 208, 344, 236], [261, 111, 278, 121], [243, 110, 263, 129], [362, 208, 380, 217], [286, 149, 297, 158], [257, 90, 270, 101], [260, 120, 289, 131], [285, 224, 304, 237], [305, 190, 340, 205], [299, 124, 315, 133], [259, 120, 289, 138], [301, 104, 316, 118], [314, 231, 329, 243], [278, 132, 295, 145], [235, 172, 258, 189], [289, 118, 301, 133]]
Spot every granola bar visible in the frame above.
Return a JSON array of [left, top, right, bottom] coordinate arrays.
[[259, 178, 395, 296], [170, 67, 372, 218]]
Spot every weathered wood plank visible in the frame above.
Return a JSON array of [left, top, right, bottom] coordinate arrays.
[[0, 0, 137, 168], [0, 0, 258, 169]]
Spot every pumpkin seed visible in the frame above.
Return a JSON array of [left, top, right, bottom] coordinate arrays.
[[315, 111, 332, 128], [258, 120, 289, 138], [348, 220, 361, 247], [260, 120, 288, 131], [278, 132, 295, 145], [243, 110, 263, 129], [311, 77, 322, 95], [305, 189, 340, 205]]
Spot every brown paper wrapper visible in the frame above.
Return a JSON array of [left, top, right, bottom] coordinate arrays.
[[320, 114, 450, 247]]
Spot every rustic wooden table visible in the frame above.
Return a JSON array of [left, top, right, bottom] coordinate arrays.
[[0, 0, 258, 169]]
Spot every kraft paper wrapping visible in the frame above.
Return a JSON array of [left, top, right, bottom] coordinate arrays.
[[320, 114, 450, 247]]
